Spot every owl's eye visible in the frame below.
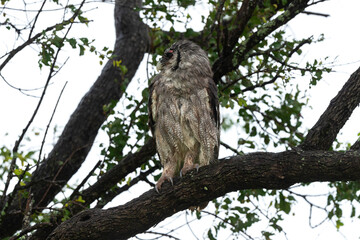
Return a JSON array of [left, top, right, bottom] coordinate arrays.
[[165, 50, 174, 58]]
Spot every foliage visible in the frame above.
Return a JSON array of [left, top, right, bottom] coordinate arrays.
[[0, 0, 359, 239]]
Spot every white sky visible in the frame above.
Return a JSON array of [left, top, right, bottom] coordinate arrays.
[[1, 0, 360, 239]]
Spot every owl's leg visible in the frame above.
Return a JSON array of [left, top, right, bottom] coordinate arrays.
[[155, 163, 176, 193], [180, 151, 199, 177]]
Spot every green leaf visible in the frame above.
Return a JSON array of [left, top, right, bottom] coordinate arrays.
[[67, 38, 77, 48], [51, 35, 64, 48], [79, 45, 85, 56], [14, 168, 22, 176]]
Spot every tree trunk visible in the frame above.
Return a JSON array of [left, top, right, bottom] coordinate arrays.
[[0, 0, 150, 238]]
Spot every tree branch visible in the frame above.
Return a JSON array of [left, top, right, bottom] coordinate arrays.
[[28, 138, 156, 239], [48, 150, 360, 240], [0, 0, 85, 215], [226, 0, 259, 53], [94, 165, 158, 209], [301, 66, 360, 150], [75, 138, 156, 208], [0, 0, 150, 237], [350, 138, 360, 151], [212, 0, 310, 83]]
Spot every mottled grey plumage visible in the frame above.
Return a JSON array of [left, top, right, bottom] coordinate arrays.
[[148, 40, 220, 192]]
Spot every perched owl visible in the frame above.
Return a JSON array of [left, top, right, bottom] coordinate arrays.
[[148, 40, 220, 192]]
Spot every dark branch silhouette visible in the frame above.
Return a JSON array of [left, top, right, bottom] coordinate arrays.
[[48, 150, 360, 240]]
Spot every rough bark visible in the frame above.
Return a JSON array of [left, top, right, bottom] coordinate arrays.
[[28, 138, 157, 240], [301, 66, 360, 150], [0, 0, 150, 238], [351, 139, 360, 151], [48, 150, 360, 240]]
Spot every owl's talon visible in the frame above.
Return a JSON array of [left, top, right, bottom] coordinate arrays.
[[169, 177, 174, 186], [155, 174, 174, 193], [180, 163, 200, 177], [195, 164, 200, 172], [155, 185, 160, 194]]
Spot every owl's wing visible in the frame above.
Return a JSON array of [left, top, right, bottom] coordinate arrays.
[[205, 76, 220, 162], [148, 74, 161, 137], [206, 77, 220, 130]]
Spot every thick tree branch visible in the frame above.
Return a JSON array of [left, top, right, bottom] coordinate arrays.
[[226, 0, 259, 52], [212, 0, 310, 83], [351, 139, 360, 151], [76, 138, 156, 207], [0, 0, 150, 238], [301, 66, 360, 150], [48, 150, 360, 240], [29, 138, 156, 240]]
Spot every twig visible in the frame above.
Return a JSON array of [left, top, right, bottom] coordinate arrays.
[[0, 0, 86, 212], [28, 0, 47, 39], [202, 210, 254, 240], [185, 212, 199, 240], [69, 160, 102, 201], [0, 72, 54, 97], [220, 69, 265, 92], [228, 38, 312, 97], [125, 98, 145, 136], [36, 143, 89, 208], [142, 231, 180, 240], [0, 5, 81, 70], [94, 166, 158, 209], [286, 189, 326, 210], [302, 11, 330, 17], [8, 223, 53, 240], [37, 81, 68, 166], [220, 141, 242, 155], [234, 71, 281, 95], [2, 164, 30, 212]]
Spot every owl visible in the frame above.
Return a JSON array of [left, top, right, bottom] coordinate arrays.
[[148, 40, 220, 192]]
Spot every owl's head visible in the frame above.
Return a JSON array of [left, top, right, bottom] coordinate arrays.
[[156, 40, 212, 77]]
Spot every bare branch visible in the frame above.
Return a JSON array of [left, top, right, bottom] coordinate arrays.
[[28, 0, 47, 39], [302, 11, 330, 17], [0, 9, 81, 71], [38, 81, 68, 165], [9, 223, 53, 240], [0, 0, 85, 213]]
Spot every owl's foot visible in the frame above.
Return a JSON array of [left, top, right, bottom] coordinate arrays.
[[180, 152, 199, 177], [180, 163, 199, 177], [155, 167, 175, 193]]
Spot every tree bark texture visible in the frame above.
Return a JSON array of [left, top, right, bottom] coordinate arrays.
[[0, 0, 149, 238], [301, 66, 360, 150], [48, 150, 360, 240]]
